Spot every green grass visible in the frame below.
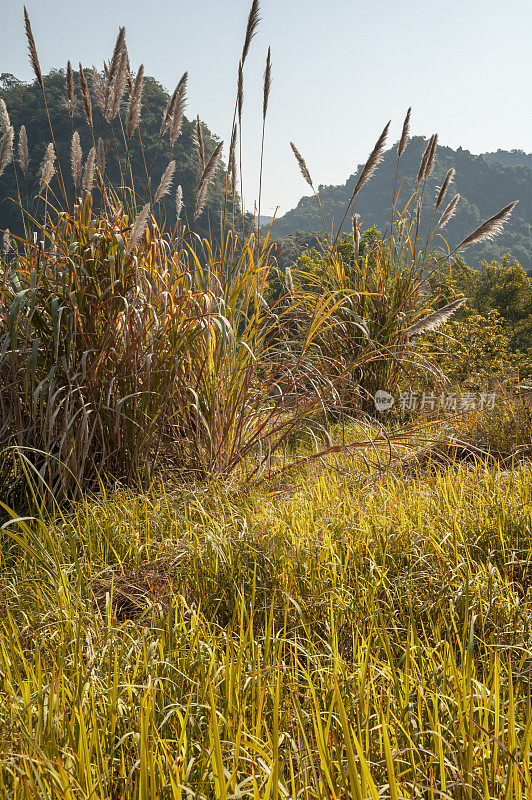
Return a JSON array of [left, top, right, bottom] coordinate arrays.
[[1, 452, 531, 798]]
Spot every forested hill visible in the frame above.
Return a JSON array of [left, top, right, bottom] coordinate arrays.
[[0, 70, 230, 236], [481, 150, 532, 169], [271, 138, 532, 268]]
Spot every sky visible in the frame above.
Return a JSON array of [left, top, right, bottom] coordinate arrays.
[[1, 0, 531, 216]]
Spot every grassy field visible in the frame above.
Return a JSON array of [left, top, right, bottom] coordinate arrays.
[[1, 4, 531, 796], [1, 441, 531, 798]]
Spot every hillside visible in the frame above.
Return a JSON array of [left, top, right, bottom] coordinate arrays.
[[271, 138, 532, 268], [0, 70, 231, 236]]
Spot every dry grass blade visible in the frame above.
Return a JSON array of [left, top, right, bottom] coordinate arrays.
[[398, 107, 411, 158], [352, 121, 390, 197], [455, 201, 518, 251], [0, 127, 14, 178], [23, 6, 44, 92], [0, 99, 10, 133], [126, 202, 151, 256], [435, 167, 455, 210], [18, 125, 29, 177], [242, 0, 261, 64], [290, 142, 313, 188], [437, 193, 460, 229], [127, 64, 144, 139], [194, 141, 223, 220], [78, 65, 93, 129], [154, 160, 175, 203], [195, 116, 205, 172], [263, 47, 272, 120], [70, 131, 82, 193], [65, 61, 75, 118], [405, 297, 466, 335]]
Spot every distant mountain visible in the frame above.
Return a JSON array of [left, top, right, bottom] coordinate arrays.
[[271, 139, 532, 269], [481, 150, 532, 169]]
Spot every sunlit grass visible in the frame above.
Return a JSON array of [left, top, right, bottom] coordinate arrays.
[[1, 452, 531, 798]]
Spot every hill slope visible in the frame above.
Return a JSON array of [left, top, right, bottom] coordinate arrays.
[[0, 70, 231, 236], [271, 138, 532, 268]]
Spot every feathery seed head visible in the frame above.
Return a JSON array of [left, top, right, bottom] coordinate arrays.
[[437, 193, 460, 229], [398, 107, 411, 158], [79, 65, 93, 128], [0, 127, 14, 178], [0, 100, 10, 133], [71, 131, 82, 193], [195, 116, 205, 172], [456, 201, 518, 251], [82, 147, 96, 197], [65, 61, 76, 117], [126, 64, 144, 139], [154, 160, 176, 203], [176, 184, 183, 220], [242, 0, 261, 64], [23, 7, 44, 92], [263, 47, 272, 120], [290, 142, 313, 188], [18, 125, 29, 177], [435, 167, 455, 210]]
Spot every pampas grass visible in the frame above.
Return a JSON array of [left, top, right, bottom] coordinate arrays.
[[176, 184, 183, 220], [39, 142, 55, 190], [454, 201, 519, 251], [397, 106, 411, 158], [405, 297, 466, 335], [242, 0, 260, 64], [126, 202, 151, 256], [169, 74, 187, 146], [195, 115, 205, 172], [71, 131, 82, 193], [92, 67, 107, 115], [422, 133, 438, 181], [82, 146, 96, 197], [79, 65, 93, 129], [17, 125, 29, 178], [65, 61, 75, 118], [290, 141, 313, 187], [0, 99, 10, 133], [1, 128, 15, 180], [154, 160, 175, 203], [435, 167, 455, 210], [194, 140, 223, 220], [23, 6, 43, 92], [437, 193, 460, 229], [126, 64, 144, 139], [352, 121, 391, 196]]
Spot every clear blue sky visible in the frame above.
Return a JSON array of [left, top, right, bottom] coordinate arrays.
[[1, 0, 531, 215]]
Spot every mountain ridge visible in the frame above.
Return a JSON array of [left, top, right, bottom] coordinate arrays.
[[270, 138, 532, 268]]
